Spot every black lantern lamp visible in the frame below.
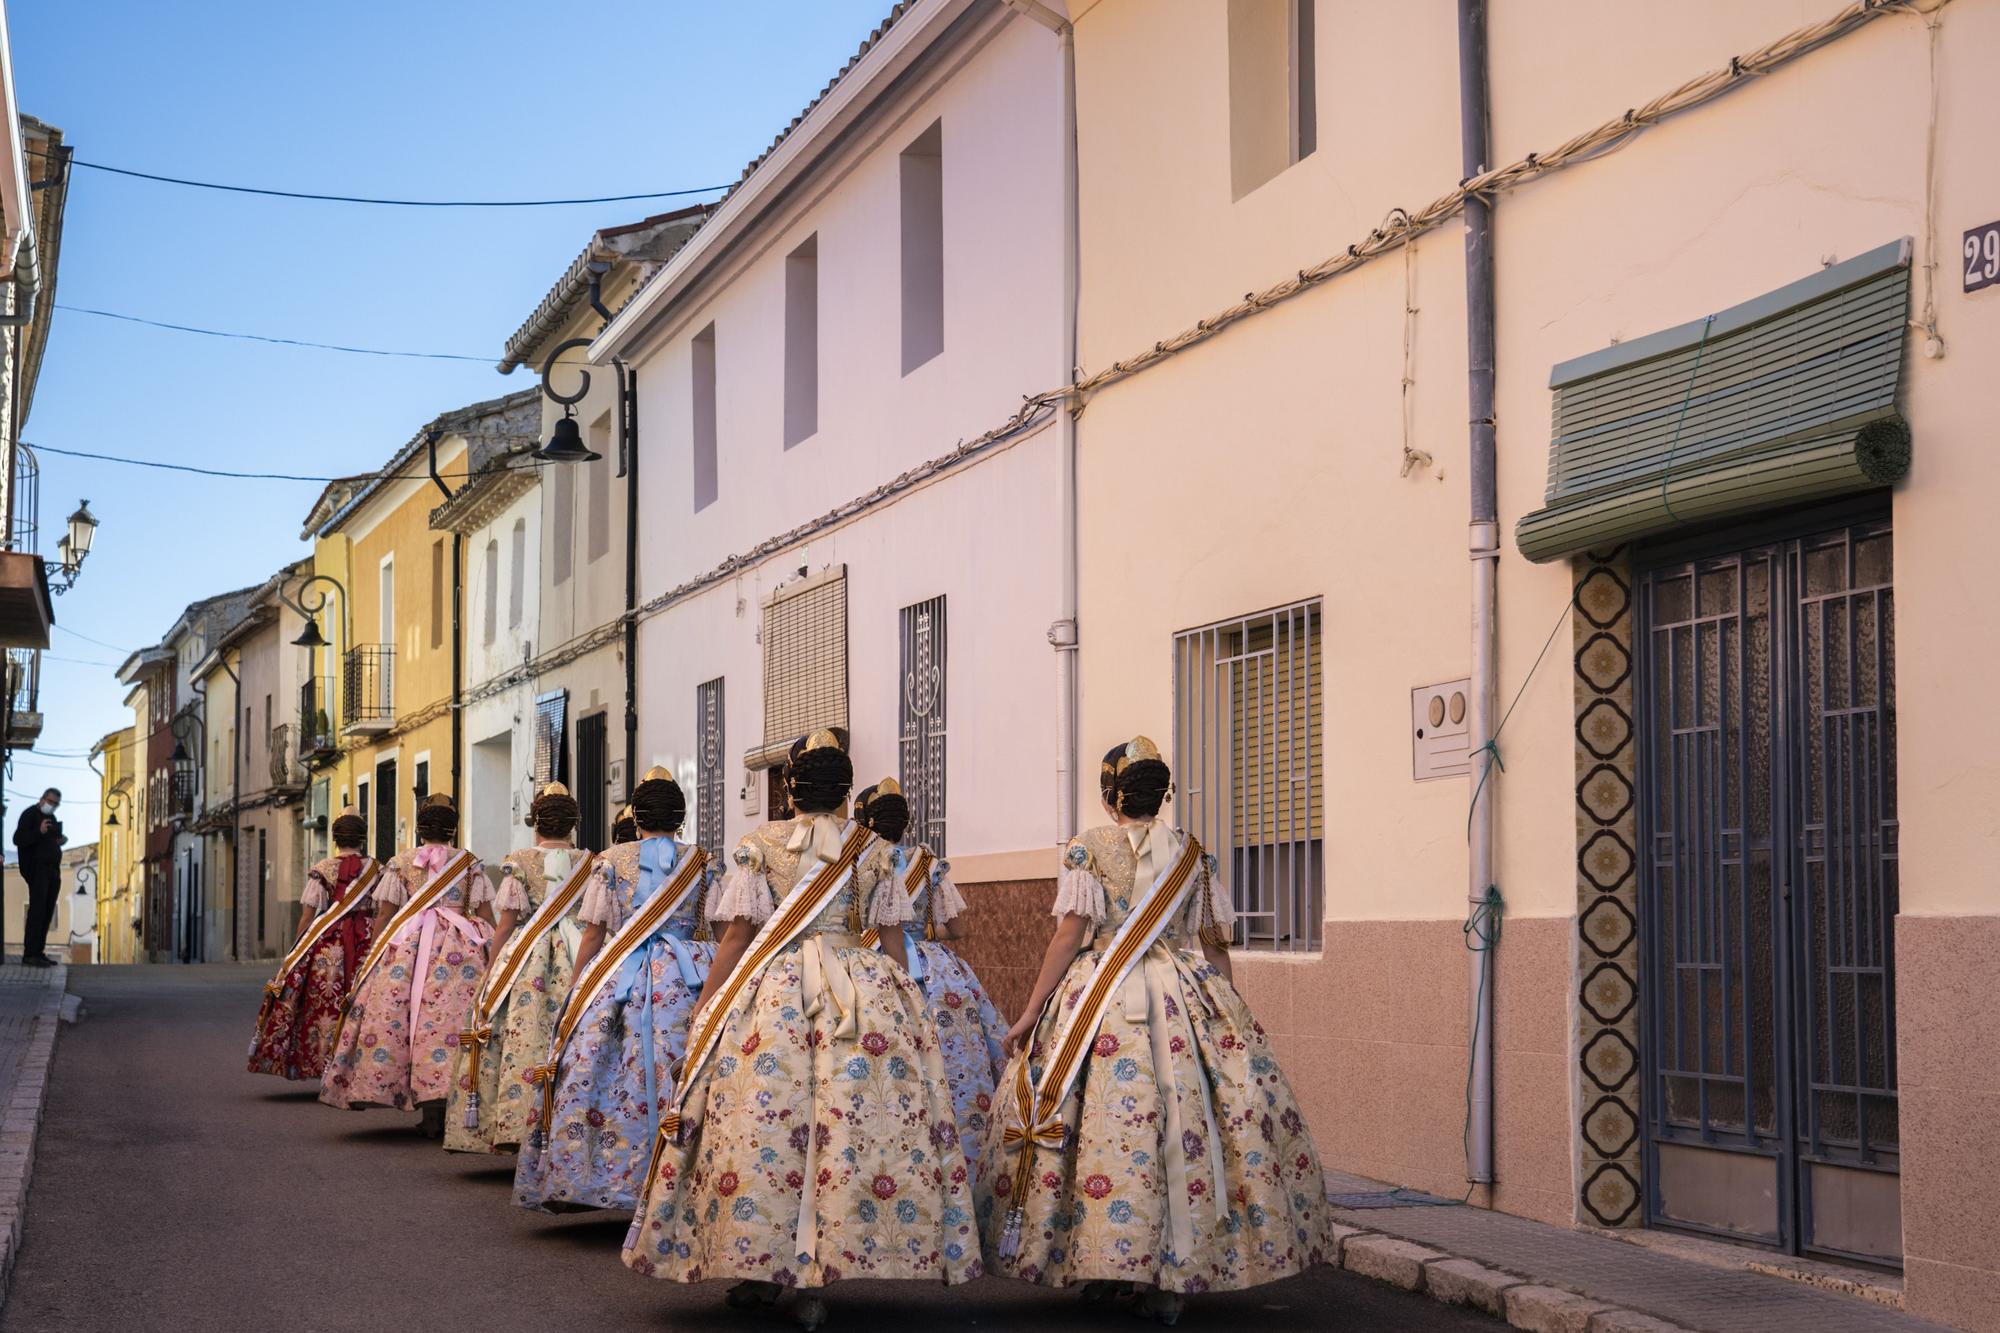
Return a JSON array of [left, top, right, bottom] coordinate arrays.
[[292, 617, 329, 650], [533, 407, 600, 464]]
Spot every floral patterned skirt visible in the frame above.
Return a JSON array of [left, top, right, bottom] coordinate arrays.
[[909, 938, 1007, 1181], [977, 944, 1333, 1294], [247, 914, 371, 1081], [622, 936, 982, 1290], [445, 923, 578, 1154], [319, 909, 490, 1112], [514, 934, 711, 1212]]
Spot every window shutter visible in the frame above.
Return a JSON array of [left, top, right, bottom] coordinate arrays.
[[430, 540, 445, 650], [533, 689, 569, 787], [1517, 240, 1913, 563], [754, 566, 847, 765]]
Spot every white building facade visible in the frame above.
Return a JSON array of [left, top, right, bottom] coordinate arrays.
[[595, 0, 1074, 909]]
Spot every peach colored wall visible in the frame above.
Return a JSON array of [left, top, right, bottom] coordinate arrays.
[[1071, 0, 1999, 1316], [627, 9, 1069, 864]]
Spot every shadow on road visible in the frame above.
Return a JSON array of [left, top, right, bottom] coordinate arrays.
[[257, 1088, 323, 1103]]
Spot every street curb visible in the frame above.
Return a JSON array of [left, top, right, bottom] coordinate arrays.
[[1329, 1213, 1704, 1333], [0, 965, 68, 1304]]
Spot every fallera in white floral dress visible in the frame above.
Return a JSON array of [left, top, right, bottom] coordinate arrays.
[[978, 819, 1334, 1294], [444, 843, 583, 1153], [319, 844, 495, 1112], [622, 814, 981, 1290], [513, 835, 714, 1211]]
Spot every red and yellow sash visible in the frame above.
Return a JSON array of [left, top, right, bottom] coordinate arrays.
[[343, 849, 477, 1003], [648, 823, 873, 1171], [996, 834, 1205, 1258], [525, 845, 709, 1139], [264, 860, 380, 997], [859, 847, 935, 949]]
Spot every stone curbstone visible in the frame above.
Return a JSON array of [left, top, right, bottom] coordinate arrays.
[[1341, 1234, 1447, 1292], [1325, 1221, 1369, 1264], [1424, 1256, 1525, 1318], [1504, 1284, 1619, 1333]]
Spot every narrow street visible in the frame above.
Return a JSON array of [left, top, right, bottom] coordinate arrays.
[[1, 967, 1493, 1331]]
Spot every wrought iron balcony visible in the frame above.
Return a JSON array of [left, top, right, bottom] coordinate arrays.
[[298, 676, 338, 760], [4, 648, 40, 748], [342, 645, 395, 735]]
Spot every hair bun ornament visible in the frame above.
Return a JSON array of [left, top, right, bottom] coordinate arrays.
[[423, 792, 455, 811], [805, 728, 843, 753], [1121, 735, 1163, 772], [539, 780, 570, 799], [642, 765, 672, 783], [337, 805, 361, 820], [876, 776, 901, 796]]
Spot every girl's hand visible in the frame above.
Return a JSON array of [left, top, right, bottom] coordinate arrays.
[[1004, 1015, 1036, 1059]]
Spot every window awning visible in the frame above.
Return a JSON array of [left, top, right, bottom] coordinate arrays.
[[1516, 239, 1913, 564]]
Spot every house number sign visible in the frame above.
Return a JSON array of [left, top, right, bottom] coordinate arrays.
[[1965, 221, 2000, 293]]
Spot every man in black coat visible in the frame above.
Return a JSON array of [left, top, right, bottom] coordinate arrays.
[[13, 787, 65, 966]]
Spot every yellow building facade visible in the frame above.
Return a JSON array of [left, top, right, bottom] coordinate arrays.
[[92, 725, 138, 963]]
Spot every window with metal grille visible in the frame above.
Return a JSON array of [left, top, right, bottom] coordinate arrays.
[[532, 689, 569, 788], [1174, 599, 1324, 952], [898, 596, 946, 854], [575, 712, 607, 851], [696, 677, 725, 861], [761, 567, 847, 750]]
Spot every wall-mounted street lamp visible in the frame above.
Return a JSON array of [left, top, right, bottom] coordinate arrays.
[[534, 337, 602, 465], [278, 572, 350, 653], [104, 786, 130, 827], [49, 498, 99, 596]]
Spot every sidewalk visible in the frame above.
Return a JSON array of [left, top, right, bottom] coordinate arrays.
[[1321, 1168, 1948, 1332], [0, 963, 66, 1300]]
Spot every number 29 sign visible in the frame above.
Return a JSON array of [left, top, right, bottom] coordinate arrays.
[[1966, 221, 2000, 294]]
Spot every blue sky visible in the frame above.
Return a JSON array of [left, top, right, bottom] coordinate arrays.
[[5, 0, 892, 825]]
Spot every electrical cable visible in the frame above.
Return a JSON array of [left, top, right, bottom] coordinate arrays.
[[54, 625, 134, 654], [24, 440, 566, 487], [54, 304, 494, 362], [60, 156, 729, 208]]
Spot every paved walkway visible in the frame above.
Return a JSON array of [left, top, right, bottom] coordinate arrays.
[[1319, 1169, 1946, 1332], [0, 961, 68, 1299], [2, 964, 1490, 1331]]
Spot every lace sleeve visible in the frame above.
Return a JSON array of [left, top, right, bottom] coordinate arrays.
[[467, 866, 497, 909], [865, 848, 914, 928], [300, 873, 330, 913], [577, 859, 621, 929], [373, 867, 410, 908], [495, 868, 532, 914], [710, 840, 776, 924], [1051, 839, 1107, 922], [927, 864, 968, 926]]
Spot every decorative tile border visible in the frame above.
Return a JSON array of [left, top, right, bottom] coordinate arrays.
[[1572, 551, 1642, 1228]]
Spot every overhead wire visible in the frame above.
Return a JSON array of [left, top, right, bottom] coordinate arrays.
[[54, 304, 495, 362], [44, 153, 730, 208]]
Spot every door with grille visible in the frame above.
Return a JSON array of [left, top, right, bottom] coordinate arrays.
[[1636, 512, 1899, 1264], [576, 712, 608, 852]]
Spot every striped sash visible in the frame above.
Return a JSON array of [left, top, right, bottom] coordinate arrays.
[[459, 852, 596, 1130], [996, 834, 1204, 1258], [474, 854, 595, 1024], [343, 850, 477, 1004], [264, 860, 379, 997], [860, 847, 935, 950], [525, 845, 709, 1144], [651, 823, 873, 1164]]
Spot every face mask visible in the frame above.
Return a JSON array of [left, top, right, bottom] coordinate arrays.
[[38, 802, 53, 816]]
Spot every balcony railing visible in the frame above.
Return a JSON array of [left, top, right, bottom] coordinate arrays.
[[342, 645, 394, 735], [4, 648, 40, 748], [299, 676, 338, 759]]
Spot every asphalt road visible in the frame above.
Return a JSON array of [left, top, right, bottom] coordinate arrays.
[[3, 965, 1497, 1332]]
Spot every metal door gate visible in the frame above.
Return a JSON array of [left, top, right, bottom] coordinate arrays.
[[1636, 514, 1900, 1265]]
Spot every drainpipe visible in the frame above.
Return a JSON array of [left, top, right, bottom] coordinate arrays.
[[1010, 0, 1081, 843], [1458, 0, 1499, 1190], [427, 431, 464, 803], [617, 356, 639, 813]]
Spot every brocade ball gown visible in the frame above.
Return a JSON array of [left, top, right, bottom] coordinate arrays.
[[622, 814, 982, 1289], [513, 835, 713, 1211], [881, 844, 1007, 1179], [246, 853, 376, 1081], [444, 844, 584, 1153], [319, 844, 495, 1111], [977, 819, 1334, 1294]]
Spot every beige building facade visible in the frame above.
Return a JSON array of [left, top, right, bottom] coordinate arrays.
[[1069, 1, 1995, 1325]]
